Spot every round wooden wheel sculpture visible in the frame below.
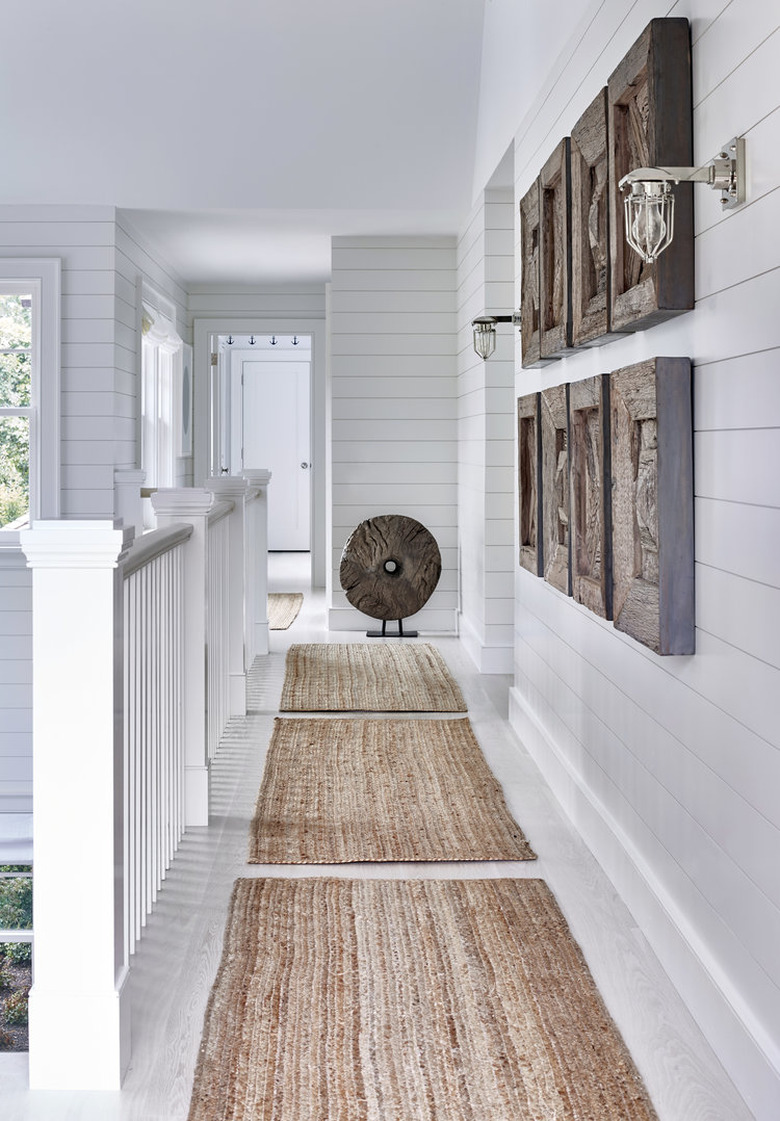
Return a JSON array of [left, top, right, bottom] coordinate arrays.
[[340, 514, 441, 626]]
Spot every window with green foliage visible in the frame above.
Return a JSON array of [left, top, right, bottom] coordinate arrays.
[[0, 292, 33, 529]]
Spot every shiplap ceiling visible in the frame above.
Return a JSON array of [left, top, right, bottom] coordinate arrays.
[[3, 0, 487, 283]]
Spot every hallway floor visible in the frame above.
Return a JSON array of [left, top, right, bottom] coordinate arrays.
[[0, 554, 754, 1119]]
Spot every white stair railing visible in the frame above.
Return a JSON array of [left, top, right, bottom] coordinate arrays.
[[122, 524, 192, 955]]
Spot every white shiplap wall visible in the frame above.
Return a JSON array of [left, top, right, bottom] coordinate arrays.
[[497, 1, 780, 1115], [457, 188, 516, 672], [329, 237, 458, 631], [0, 207, 188, 811]]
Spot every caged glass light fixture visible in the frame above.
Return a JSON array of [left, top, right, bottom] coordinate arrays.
[[471, 313, 521, 360], [619, 137, 745, 264]]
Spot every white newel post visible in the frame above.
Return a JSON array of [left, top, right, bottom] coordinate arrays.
[[243, 469, 271, 660], [113, 467, 146, 535], [151, 488, 214, 827], [205, 476, 248, 715], [21, 520, 133, 1091]]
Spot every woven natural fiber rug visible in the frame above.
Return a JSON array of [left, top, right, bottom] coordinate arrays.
[[188, 878, 659, 1121], [279, 642, 467, 712], [268, 592, 304, 630], [249, 717, 535, 863]]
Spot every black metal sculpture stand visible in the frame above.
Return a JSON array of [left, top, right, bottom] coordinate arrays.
[[366, 618, 418, 638]]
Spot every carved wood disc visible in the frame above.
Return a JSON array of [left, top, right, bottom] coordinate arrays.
[[340, 515, 441, 621]]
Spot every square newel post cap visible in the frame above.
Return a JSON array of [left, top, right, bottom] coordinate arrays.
[[20, 519, 134, 569], [243, 469, 272, 489], [151, 487, 216, 520], [206, 476, 251, 500]]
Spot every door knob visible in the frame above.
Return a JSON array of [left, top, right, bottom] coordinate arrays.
[[300, 462, 310, 469]]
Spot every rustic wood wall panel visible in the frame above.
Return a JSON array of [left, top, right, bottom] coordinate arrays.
[[517, 393, 542, 576], [610, 357, 694, 654], [540, 384, 570, 595], [519, 180, 547, 368], [539, 139, 573, 359], [607, 18, 694, 333], [569, 375, 612, 618], [570, 90, 623, 348]]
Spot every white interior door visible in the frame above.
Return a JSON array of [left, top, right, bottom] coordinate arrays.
[[241, 358, 311, 550]]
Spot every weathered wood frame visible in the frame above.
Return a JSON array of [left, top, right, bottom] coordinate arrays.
[[569, 375, 613, 618], [519, 179, 552, 369], [570, 89, 624, 348], [610, 357, 694, 654], [608, 18, 694, 333], [517, 393, 542, 576], [540, 384, 571, 595], [539, 139, 573, 359]]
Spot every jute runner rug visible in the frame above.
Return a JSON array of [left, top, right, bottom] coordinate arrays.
[[249, 717, 535, 863], [279, 642, 467, 712], [268, 592, 304, 630], [188, 878, 658, 1121]]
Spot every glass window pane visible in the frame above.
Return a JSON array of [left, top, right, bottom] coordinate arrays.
[[0, 869, 32, 931], [0, 295, 32, 410], [0, 416, 29, 528], [0, 294, 32, 350], [0, 351, 31, 408]]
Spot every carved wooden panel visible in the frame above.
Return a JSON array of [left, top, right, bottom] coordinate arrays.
[[540, 139, 573, 359], [517, 393, 542, 576], [610, 358, 694, 654], [569, 375, 612, 618], [608, 18, 694, 333], [570, 90, 623, 348], [540, 384, 570, 595], [519, 180, 543, 368]]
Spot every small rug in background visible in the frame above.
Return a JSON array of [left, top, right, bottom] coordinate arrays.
[[249, 717, 536, 863], [188, 878, 659, 1121], [268, 592, 304, 630], [279, 642, 467, 712]]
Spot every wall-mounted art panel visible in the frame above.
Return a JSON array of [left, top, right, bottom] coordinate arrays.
[[539, 139, 573, 360], [517, 393, 542, 576], [607, 18, 694, 333], [569, 375, 612, 618], [540, 384, 570, 595], [570, 90, 624, 348], [610, 358, 694, 654], [519, 180, 543, 368]]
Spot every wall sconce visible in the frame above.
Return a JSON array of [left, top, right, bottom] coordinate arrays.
[[472, 314, 521, 360], [619, 136, 745, 263]]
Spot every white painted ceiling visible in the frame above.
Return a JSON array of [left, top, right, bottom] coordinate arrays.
[[3, 0, 486, 284]]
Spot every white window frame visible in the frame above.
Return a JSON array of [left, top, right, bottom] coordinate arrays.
[[140, 283, 182, 492], [0, 259, 60, 542]]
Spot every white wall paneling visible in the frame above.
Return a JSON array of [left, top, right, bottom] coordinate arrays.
[[456, 188, 515, 673], [500, 1, 780, 1114], [329, 237, 458, 632]]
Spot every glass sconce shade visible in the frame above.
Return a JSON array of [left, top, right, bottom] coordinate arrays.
[[623, 179, 675, 264], [472, 317, 498, 360]]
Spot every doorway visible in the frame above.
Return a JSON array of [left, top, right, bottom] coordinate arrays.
[[193, 317, 327, 589], [229, 340, 312, 551]]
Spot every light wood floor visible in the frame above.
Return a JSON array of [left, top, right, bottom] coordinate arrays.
[[0, 553, 755, 1119]]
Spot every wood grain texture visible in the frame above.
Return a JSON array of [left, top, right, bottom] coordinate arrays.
[[569, 375, 612, 618], [539, 139, 573, 359], [339, 514, 441, 620], [517, 393, 542, 576], [610, 358, 694, 654], [607, 19, 694, 333], [540, 384, 571, 595], [519, 179, 557, 369], [570, 89, 625, 348]]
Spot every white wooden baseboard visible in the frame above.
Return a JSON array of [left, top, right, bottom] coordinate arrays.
[[327, 606, 457, 634], [459, 614, 513, 674], [509, 684, 780, 1121]]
